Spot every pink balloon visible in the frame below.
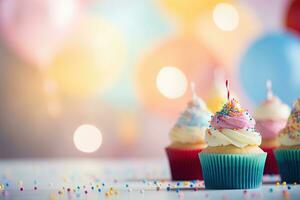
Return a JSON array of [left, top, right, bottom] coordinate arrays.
[[0, 0, 79, 68]]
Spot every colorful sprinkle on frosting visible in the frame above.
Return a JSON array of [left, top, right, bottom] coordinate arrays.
[[278, 98, 300, 146], [206, 98, 261, 148], [210, 99, 255, 130], [175, 83, 211, 128], [169, 83, 212, 144]]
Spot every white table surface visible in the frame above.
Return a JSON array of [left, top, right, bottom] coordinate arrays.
[[0, 159, 298, 200]]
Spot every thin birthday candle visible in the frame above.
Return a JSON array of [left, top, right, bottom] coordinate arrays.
[[266, 80, 273, 99], [190, 82, 196, 100], [225, 80, 230, 101]]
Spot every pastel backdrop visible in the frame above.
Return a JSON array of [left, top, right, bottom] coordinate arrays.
[[0, 0, 299, 158]]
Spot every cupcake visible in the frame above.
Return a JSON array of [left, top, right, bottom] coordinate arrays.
[[166, 83, 212, 180], [275, 98, 300, 183], [254, 81, 290, 174], [199, 95, 266, 189]]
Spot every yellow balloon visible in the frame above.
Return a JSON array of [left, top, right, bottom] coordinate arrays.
[[159, 0, 232, 25], [206, 84, 239, 113], [206, 69, 239, 113], [207, 96, 227, 113], [48, 16, 125, 97], [197, 2, 261, 69]]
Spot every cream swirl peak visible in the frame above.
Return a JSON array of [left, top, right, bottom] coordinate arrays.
[[174, 82, 211, 128], [210, 99, 255, 130], [254, 96, 290, 120], [254, 81, 290, 120], [169, 83, 212, 144], [278, 98, 300, 146]]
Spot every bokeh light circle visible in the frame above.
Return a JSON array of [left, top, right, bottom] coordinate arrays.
[[213, 3, 239, 31], [197, 2, 261, 69], [73, 124, 102, 153], [156, 66, 188, 99], [158, 0, 233, 25], [135, 35, 217, 116]]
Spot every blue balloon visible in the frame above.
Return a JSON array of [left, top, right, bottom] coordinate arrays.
[[240, 31, 300, 106]]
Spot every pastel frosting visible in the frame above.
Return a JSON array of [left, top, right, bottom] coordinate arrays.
[[170, 94, 212, 144], [256, 120, 288, 140], [254, 96, 290, 139], [254, 96, 290, 120], [278, 98, 300, 146], [205, 99, 261, 148]]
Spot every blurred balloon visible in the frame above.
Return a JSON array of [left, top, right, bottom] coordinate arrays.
[[135, 35, 217, 116], [240, 32, 300, 105], [245, 0, 289, 31], [286, 0, 300, 35], [158, 0, 232, 27], [0, 0, 79, 68], [92, 0, 171, 106], [197, 2, 261, 69], [49, 16, 125, 97]]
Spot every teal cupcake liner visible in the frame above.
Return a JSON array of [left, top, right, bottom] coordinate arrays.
[[274, 149, 300, 183], [199, 152, 266, 189]]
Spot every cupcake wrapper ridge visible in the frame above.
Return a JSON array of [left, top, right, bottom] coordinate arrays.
[[166, 147, 204, 180], [262, 147, 278, 174], [199, 152, 266, 189], [274, 149, 300, 183]]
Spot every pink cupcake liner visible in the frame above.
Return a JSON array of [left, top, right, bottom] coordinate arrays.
[[165, 147, 204, 180]]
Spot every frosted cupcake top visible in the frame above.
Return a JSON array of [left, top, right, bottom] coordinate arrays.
[[254, 81, 290, 120], [206, 99, 261, 148], [170, 83, 212, 144], [278, 98, 300, 146]]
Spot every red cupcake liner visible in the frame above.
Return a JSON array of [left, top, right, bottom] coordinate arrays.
[[262, 147, 279, 174], [165, 147, 204, 180]]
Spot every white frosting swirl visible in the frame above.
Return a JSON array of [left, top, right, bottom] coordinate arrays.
[[170, 126, 207, 144], [254, 96, 290, 120], [205, 128, 262, 148]]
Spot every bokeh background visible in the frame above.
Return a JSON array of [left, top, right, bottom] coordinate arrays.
[[0, 0, 299, 158]]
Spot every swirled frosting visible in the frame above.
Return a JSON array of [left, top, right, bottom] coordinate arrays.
[[254, 96, 290, 120], [205, 99, 261, 148], [170, 94, 212, 144], [278, 98, 300, 146], [254, 96, 290, 139]]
